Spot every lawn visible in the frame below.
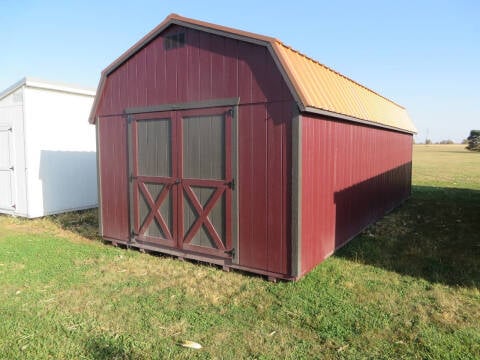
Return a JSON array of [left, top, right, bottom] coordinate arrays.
[[0, 144, 479, 359]]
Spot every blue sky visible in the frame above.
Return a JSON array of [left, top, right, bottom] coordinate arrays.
[[1, 0, 478, 142]]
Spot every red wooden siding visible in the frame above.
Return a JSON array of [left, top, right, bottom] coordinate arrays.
[[95, 24, 294, 275], [300, 115, 412, 276], [98, 116, 129, 241], [237, 101, 292, 274], [96, 25, 291, 117]]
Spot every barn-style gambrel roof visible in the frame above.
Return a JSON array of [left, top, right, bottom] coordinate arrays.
[[90, 14, 416, 134]]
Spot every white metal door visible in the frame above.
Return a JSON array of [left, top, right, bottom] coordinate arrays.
[[0, 124, 15, 211]]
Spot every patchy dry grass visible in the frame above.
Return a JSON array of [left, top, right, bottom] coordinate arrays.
[[0, 145, 479, 359]]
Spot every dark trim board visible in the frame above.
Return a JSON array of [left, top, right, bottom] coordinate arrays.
[[127, 115, 134, 242], [304, 106, 416, 135], [231, 104, 239, 264], [125, 98, 240, 115], [266, 44, 305, 112], [291, 107, 302, 277], [170, 19, 272, 47], [95, 121, 103, 236]]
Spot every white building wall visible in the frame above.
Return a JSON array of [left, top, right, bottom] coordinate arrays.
[[23, 86, 97, 217]]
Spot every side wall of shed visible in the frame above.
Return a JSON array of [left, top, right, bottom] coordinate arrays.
[[24, 87, 97, 218], [95, 25, 294, 275], [300, 114, 412, 276]]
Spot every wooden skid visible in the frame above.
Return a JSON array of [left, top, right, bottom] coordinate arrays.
[[102, 237, 295, 281]]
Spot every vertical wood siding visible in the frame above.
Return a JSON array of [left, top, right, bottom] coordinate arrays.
[[98, 116, 129, 241], [300, 115, 413, 276], [95, 25, 294, 275]]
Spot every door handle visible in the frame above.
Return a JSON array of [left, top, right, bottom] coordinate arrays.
[[174, 179, 181, 184]]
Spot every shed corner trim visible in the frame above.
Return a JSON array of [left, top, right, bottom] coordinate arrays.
[[291, 107, 302, 277]]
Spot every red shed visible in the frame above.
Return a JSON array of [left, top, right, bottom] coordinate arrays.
[[90, 14, 416, 280]]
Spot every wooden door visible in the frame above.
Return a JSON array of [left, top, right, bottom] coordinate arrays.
[[178, 108, 233, 258], [130, 107, 234, 258], [0, 124, 14, 211], [130, 114, 177, 247]]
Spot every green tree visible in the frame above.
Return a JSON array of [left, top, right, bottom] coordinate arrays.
[[466, 130, 480, 151]]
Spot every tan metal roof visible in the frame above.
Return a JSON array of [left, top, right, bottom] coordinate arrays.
[[272, 42, 415, 132], [90, 14, 416, 133]]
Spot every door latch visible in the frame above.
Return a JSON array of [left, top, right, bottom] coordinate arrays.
[[225, 178, 235, 190]]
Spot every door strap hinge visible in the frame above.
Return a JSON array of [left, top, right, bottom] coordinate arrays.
[[224, 248, 235, 257], [225, 178, 235, 190], [130, 231, 137, 242]]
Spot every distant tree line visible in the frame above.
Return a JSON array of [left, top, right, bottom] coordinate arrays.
[[414, 132, 480, 147], [466, 130, 480, 151], [421, 139, 454, 145]]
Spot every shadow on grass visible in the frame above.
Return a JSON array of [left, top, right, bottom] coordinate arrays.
[[84, 334, 136, 360], [49, 208, 101, 241], [336, 185, 480, 288]]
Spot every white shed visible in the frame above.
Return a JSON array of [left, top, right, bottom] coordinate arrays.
[[0, 78, 97, 218]]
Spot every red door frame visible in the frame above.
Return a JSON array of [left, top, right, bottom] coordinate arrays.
[[130, 106, 233, 258]]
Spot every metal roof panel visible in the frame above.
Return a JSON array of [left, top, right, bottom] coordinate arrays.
[[273, 42, 416, 133]]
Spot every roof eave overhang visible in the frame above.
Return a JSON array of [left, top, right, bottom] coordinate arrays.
[[0, 77, 26, 101], [2, 77, 95, 103], [303, 106, 417, 135], [25, 78, 95, 97]]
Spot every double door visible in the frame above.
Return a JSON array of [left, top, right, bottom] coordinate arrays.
[[129, 106, 234, 259]]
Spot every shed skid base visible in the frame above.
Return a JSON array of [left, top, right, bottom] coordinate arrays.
[[102, 237, 294, 281]]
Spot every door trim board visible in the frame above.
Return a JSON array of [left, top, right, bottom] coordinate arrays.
[[125, 98, 240, 115]]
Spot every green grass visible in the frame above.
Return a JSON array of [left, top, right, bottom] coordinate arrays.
[[1, 144, 479, 359], [412, 144, 480, 189]]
